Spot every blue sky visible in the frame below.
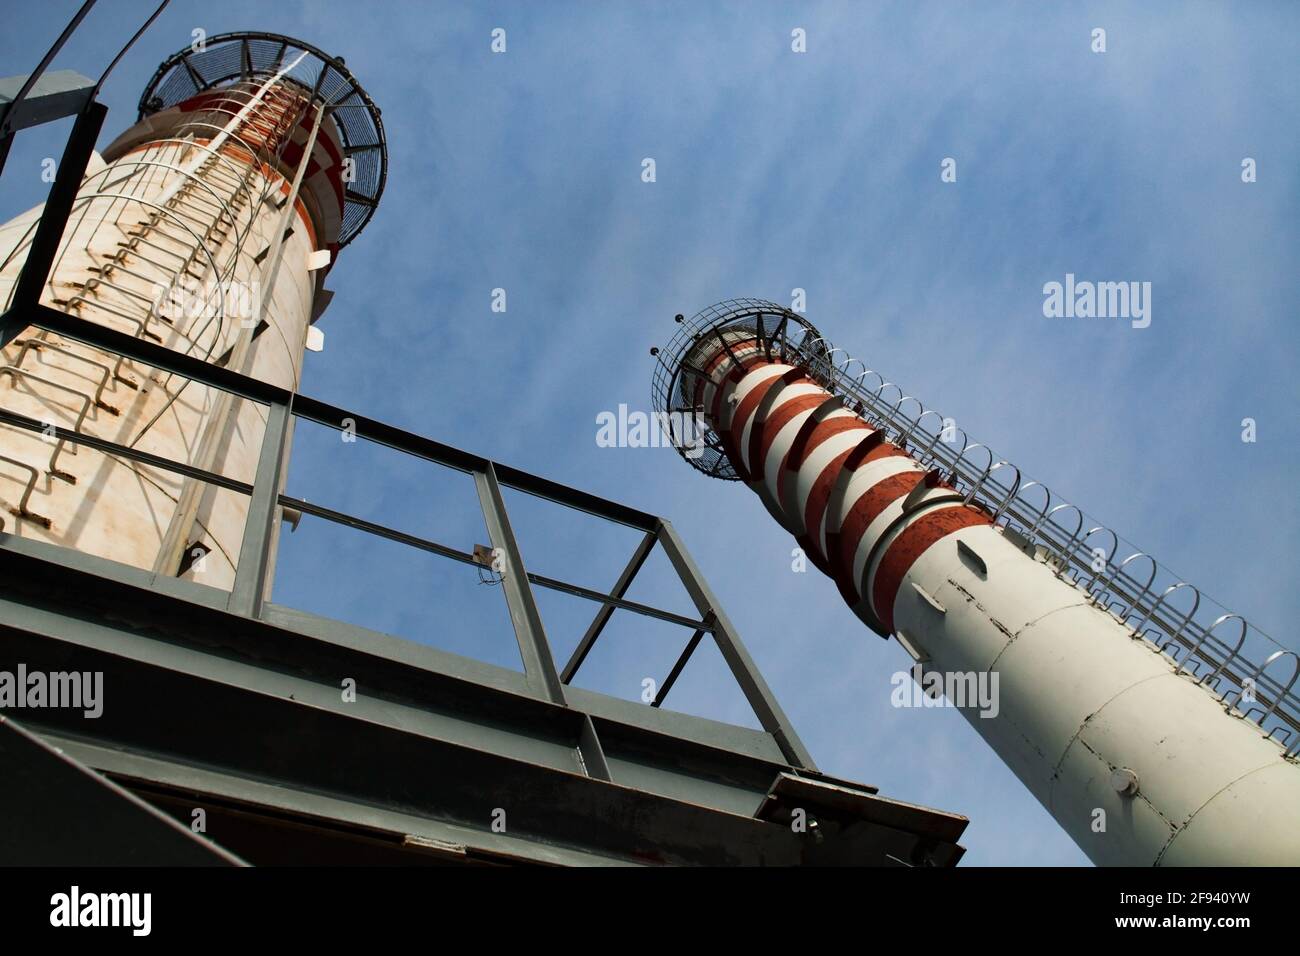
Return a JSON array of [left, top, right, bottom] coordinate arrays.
[[4, 1, 1298, 865]]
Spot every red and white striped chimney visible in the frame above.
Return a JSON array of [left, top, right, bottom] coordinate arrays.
[[652, 299, 1300, 866]]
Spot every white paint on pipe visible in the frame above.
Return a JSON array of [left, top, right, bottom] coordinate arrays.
[[0, 86, 333, 590], [893, 522, 1300, 865]]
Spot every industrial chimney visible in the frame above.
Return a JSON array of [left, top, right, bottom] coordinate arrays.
[[0, 32, 385, 588], [652, 298, 1300, 865]]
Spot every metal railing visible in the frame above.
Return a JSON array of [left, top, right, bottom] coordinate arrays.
[[0, 24, 818, 772], [0, 310, 814, 770]]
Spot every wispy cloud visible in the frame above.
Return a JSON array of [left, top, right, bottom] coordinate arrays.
[[3, 0, 1296, 866]]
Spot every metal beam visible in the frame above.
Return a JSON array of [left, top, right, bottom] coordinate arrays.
[[527, 568, 707, 632], [0, 538, 790, 774], [18, 302, 286, 400], [0, 0, 96, 141], [228, 400, 292, 617], [0, 499, 967, 864], [653, 627, 706, 708], [10, 304, 659, 531], [577, 715, 611, 781], [771, 312, 790, 362], [179, 53, 204, 89], [0, 623, 805, 866], [0, 308, 805, 760], [561, 529, 658, 683], [277, 495, 702, 630], [0, 69, 94, 133], [0, 714, 244, 865], [474, 463, 566, 704], [0, 102, 106, 348], [0, 405, 254, 495], [655, 518, 817, 770]]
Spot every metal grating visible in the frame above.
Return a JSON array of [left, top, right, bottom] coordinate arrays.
[[136, 31, 387, 247], [651, 298, 822, 481]]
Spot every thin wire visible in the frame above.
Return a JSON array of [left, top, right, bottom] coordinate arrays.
[[93, 1, 172, 98]]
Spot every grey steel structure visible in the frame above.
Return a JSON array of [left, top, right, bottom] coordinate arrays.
[[0, 12, 968, 866]]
